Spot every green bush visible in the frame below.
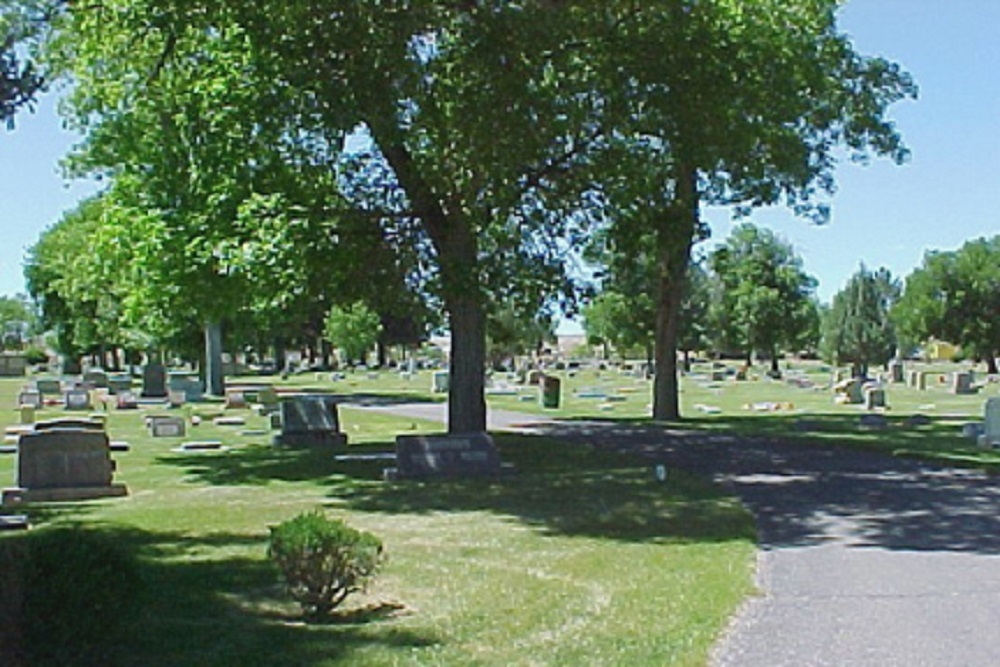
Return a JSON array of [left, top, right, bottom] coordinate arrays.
[[23, 347, 49, 365], [268, 511, 384, 619]]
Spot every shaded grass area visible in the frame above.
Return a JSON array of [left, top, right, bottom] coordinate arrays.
[[0, 377, 754, 666]]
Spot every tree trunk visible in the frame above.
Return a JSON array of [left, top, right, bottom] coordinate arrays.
[[987, 354, 998, 375], [652, 163, 699, 422], [376, 137, 487, 433], [204, 321, 225, 396], [447, 291, 487, 433]]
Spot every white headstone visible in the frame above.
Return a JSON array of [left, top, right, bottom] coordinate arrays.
[[979, 398, 1000, 448]]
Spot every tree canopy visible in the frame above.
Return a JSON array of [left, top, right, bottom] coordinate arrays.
[[893, 237, 1000, 373], [709, 223, 819, 374], [822, 265, 899, 377]]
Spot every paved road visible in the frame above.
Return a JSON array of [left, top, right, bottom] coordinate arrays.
[[348, 403, 1000, 666]]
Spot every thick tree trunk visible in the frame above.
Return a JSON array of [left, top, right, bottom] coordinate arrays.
[[376, 137, 488, 434], [447, 291, 487, 433], [987, 354, 998, 375], [204, 321, 225, 396], [652, 164, 698, 423]]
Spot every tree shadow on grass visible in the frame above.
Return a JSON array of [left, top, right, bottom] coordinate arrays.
[[2, 523, 437, 667], [326, 434, 756, 546], [523, 414, 1000, 556], [157, 444, 344, 486], [153, 433, 755, 547]]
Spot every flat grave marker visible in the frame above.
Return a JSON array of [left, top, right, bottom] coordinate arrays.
[[147, 415, 186, 438]]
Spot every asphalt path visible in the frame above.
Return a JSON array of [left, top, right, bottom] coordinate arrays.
[[345, 402, 1000, 666]]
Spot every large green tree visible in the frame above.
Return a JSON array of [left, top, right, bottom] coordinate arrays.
[[44, 1, 607, 431], [588, 0, 914, 420], [894, 237, 1000, 374], [822, 265, 899, 377], [709, 223, 818, 374]]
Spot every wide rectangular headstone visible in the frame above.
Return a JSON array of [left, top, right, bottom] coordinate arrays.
[[272, 395, 346, 448], [0, 355, 27, 377], [15, 429, 117, 489], [34, 418, 104, 432], [17, 390, 42, 409], [82, 369, 110, 389], [168, 375, 203, 402], [107, 375, 133, 394], [35, 378, 63, 396], [387, 432, 505, 480], [64, 389, 92, 411]]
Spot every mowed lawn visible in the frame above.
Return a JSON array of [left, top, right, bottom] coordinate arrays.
[[0, 373, 756, 667], [485, 360, 1000, 468]]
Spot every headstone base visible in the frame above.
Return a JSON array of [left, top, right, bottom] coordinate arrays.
[[2, 484, 128, 506], [272, 432, 347, 449]]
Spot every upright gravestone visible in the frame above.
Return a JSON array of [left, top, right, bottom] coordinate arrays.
[[272, 395, 347, 448], [142, 362, 168, 398], [3, 428, 128, 504], [63, 389, 92, 411], [385, 432, 510, 481], [978, 398, 1000, 448], [431, 371, 449, 394], [889, 360, 905, 384], [17, 390, 42, 409], [951, 371, 975, 395], [35, 378, 62, 397], [107, 375, 133, 395], [82, 369, 110, 389], [864, 386, 886, 410]]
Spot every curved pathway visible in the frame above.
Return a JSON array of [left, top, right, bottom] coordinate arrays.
[[347, 403, 1000, 665]]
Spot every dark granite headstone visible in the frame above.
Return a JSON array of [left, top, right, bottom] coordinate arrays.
[[272, 395, 347, 448], [34, 418, 104, 432], [82, 369, 110, 388], [107, 375, 133, 394], [142, 362, 167, 398], [385, 432, 509, 480], [35, 378, 63, 396]]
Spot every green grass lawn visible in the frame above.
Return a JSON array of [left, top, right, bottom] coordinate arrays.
[[488, 360, 1000, 469], [0, 374, 756, 666]]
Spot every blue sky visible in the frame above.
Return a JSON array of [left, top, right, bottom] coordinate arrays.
[[1, 0, 998, 319]]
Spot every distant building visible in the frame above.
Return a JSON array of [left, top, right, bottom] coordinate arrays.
[[924, 339, 959, 361]]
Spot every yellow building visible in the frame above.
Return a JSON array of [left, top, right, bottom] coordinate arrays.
[[924, 339, 960, 361]]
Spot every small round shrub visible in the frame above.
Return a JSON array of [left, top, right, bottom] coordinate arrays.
[[268, 511, 384, 619]]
